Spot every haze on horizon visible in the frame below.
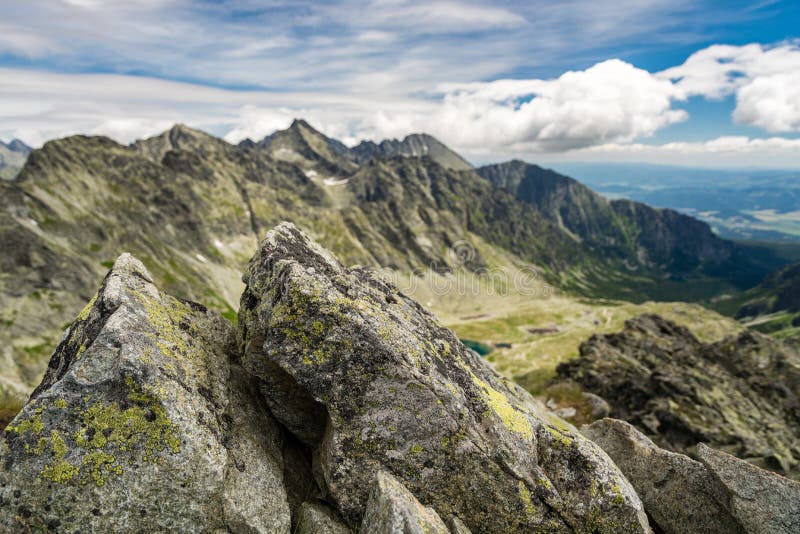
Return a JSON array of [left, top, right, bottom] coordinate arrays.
[[1, 0, 800, 168]]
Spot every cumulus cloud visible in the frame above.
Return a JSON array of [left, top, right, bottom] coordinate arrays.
[[733, 71, 800, 132], [419, 59, 687, 152], [659, 42, 800, 132]]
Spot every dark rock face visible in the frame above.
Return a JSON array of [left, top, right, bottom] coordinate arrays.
[[238, 222, 650, 533], [584, 418, 800, 534], [0, 254, 299, 532], [557, 314, 800, 476]]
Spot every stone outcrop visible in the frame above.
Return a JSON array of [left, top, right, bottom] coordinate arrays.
[[582, 418, 744, 534], [0, 254, 301, 532], [583, 418, 800, 534], [5, 223, 797, 533], [361, 471, 449, 534], [238, 222, 649, 532], [557, 314, 800, 476], [295, 500, 349, 534], [697, 443, 800, 534]]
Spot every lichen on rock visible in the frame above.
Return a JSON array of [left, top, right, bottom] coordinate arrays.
[[238, 222, 651, 532], [0, 253, 297, 532], [584, 417, 800, 534]]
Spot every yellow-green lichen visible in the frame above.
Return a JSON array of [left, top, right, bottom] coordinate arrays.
[[41, 460, 80, 484], [76, 293, 98, 322], [83, 450, 121, 486], [545, 425, 573, 448], [518, 480, 538, 517], [7, 406, 44, 437], [54, 398, 68, 409], [611, 483, 625, 506], [472, 375, 533, 439], [410, 444, 423, 454], [132, 291, 192, 365], [74, 379, 180, 462], [40, 430, 80, 484]]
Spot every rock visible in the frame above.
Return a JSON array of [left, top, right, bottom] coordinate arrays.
[[361, 471, 448, 534], [697, 443, 800, 534], [558, 314, 800, 476], [239, 222, 651, 532], [582, 418, 744, 534], [295, 500, 350, 534], [0, 254, 299, 532], [581, 393, 610, 419], [553, 407, 577, 418], [448, 516, 473, 534]]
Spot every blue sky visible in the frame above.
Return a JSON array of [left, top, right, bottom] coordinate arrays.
[[1, 0, 800, 167]]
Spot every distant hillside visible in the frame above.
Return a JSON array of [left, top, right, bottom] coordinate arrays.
[[478, 160, 781, 299], [555, 162, 800, 243], [0, 139, 31, 180], [734, 260, 800, 337]]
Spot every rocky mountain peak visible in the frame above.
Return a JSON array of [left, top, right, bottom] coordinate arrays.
[[0, 138, 31, 179], [133, 123, 228, 162], [248, 119, 358, 175], [352, 131, 473, 171], [1, 138, 31, 154]]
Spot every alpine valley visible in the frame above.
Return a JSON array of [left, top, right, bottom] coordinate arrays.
[[2, 120, 800, 533]]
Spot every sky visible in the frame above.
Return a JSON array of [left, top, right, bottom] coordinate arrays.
[[1, 0, 800, 168]]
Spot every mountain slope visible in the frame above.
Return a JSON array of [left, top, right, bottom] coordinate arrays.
[[557, 314, 800, 477], [478, 160, 779, 299], [733, 260, 800, 337]]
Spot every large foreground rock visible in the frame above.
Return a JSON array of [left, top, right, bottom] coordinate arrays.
[[239, 222, 650, 532], [558, 314, 800, 476], [0, 254, 301, 532], [584, 418, 800, 534]]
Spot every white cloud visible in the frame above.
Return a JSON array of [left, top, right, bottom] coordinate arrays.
[[659, 42, 800, 132], [538, 136, 800, 168], [418, 59, 687, 152], [733, 72, 800, 132], [361, 1, 528, 32], [0, 24, 58, 58]]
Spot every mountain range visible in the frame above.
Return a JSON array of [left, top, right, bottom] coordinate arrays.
[[0, 119, 795, 400]]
